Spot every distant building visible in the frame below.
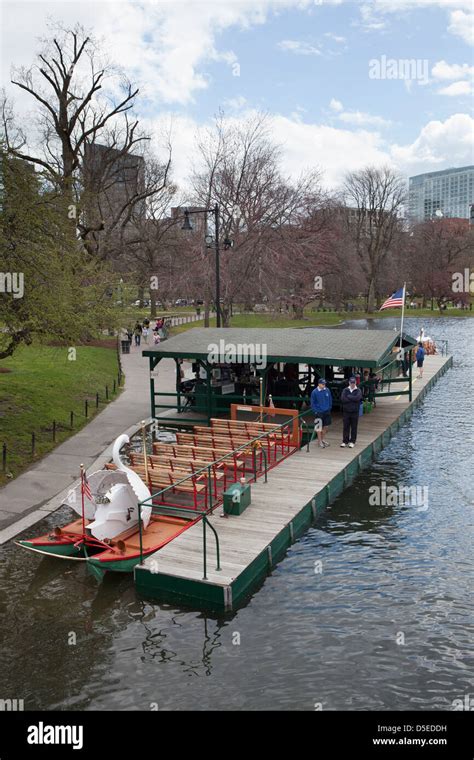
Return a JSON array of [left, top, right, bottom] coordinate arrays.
[[83, 143, 146, 227], [338, 205, 394, 231], [408, 166, 474, 222]]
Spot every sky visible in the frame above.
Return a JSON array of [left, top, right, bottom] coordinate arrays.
[[1, 0, 473, 191]]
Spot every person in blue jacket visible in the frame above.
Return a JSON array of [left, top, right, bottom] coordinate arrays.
[[416, 342, 425, 379], [310, 377, 332, 449]]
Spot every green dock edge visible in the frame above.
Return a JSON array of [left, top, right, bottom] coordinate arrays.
[[134, 356, 453, 612]]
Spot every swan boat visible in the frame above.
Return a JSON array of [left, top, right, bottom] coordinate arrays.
[[15, 434, 199, 572]]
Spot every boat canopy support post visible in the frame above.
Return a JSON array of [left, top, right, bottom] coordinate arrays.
[[149, 355, 162, 420], [409, 348, 413, 401], [175, 358, 182, 413], [205, 360, 213, 425]]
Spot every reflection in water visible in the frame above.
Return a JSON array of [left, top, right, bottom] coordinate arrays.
[[1, 318, 473, 710]]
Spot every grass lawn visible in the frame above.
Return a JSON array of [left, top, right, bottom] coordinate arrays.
[[0, 343, 121, 485], [169, 307, 472, 335]]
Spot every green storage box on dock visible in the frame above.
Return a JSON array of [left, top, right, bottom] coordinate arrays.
[[223, 481, 251, 515]]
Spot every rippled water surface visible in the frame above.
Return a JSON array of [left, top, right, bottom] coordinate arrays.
[[1, 317, 473, 710]]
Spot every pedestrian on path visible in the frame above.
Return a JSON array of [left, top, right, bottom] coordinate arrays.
[[310, 377, 332, 449], [340, 376, 362, 448], [142, 324, 149, 344], [134, 322, 142, 347]]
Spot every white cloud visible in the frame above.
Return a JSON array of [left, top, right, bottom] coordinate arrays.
[[270, 116, 392, 186], [358, 4, 388, 31], [357, 1, 474, 45], [1, 0, 310, 107], [338, 111, 391, 127], [329, 98, 344, 112], [223, 95, 248, 110], [372, 0, 472, 9], [328, 98, 390, 127], [277, 39, 322, 55], [324, 32, 346, 43], [438, 80, 472, 95], [448, 10, 474, 46], [165, 109, 474, 191], [391, 113, 474, 171], [431, 59, 474, 79]]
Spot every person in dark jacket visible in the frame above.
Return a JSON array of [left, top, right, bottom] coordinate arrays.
[[416, 342, 425, 379], [133, 322, 142, 346], [340, 376, 363, 448], [310, 378, 332, 448]]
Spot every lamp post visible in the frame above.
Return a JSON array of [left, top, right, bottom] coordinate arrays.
[[181, 203, 232, 328]]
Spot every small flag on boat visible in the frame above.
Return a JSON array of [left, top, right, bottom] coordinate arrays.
[[380, 287, 405, 310], [82, 471, 93, 502]]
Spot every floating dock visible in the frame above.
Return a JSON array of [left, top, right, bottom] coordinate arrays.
[[135, 354, 452, 611]]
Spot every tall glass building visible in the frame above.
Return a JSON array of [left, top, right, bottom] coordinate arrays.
[[408, 165, 474, 222]]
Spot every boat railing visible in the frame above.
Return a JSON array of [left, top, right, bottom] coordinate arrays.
[[436, 339, 449, 356], [136, 408, 314, 578]]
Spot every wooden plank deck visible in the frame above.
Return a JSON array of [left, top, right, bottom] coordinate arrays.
[[135, 355, 452, 610]]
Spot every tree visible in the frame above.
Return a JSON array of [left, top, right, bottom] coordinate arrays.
[[263, 192, 339, 319], [190, 112, 331, 324], [343, 166, 406, 312], [2, 23, 171, 262], [408, 219, 473, 312], [0, 147, 115, 359]]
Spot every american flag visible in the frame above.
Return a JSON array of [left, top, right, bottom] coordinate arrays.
[[82, 471, 93, 502], [380, 287, 405, 310]]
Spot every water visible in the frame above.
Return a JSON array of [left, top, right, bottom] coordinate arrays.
[[1, 318, 473, 711]]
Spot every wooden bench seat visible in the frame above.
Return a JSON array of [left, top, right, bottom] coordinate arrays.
[[177, 430, 276, 462], [132, 466, 207, 509], [152, 442, 245, 477], [130, 452, 225, 496], [104, 460, 207, 509], [210, 419, 291, 453]]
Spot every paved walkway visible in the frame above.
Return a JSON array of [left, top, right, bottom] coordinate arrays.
[[0, 343, 177, 540], [0, 311, 229, 542]]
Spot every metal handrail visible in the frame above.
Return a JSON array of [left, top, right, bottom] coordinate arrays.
[[136, 407, 313, 576], [202, 515, 221, 579], [436, 339, 449, 356], [138, 408, 312, 509]]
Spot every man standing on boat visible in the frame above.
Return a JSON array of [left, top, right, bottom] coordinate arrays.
[[340, 376, 363, 448], [311, 378, 332, 449], [416, 342, 425, 379]]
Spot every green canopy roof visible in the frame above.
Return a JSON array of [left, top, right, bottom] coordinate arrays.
[[143, 327, 416, 367]]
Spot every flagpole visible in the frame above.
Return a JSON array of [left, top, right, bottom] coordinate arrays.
[[259, 376, 263, 422], [80, 463, 86, 537], [141, 420, 149, 489], [399, 282, 406, 351]]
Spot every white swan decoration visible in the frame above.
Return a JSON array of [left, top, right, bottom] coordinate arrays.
[[111, 433, 152, 528], [63, 434, 153, 541]]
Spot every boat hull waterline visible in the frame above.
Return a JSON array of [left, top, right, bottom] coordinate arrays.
[[15, 514, 197, 572]]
